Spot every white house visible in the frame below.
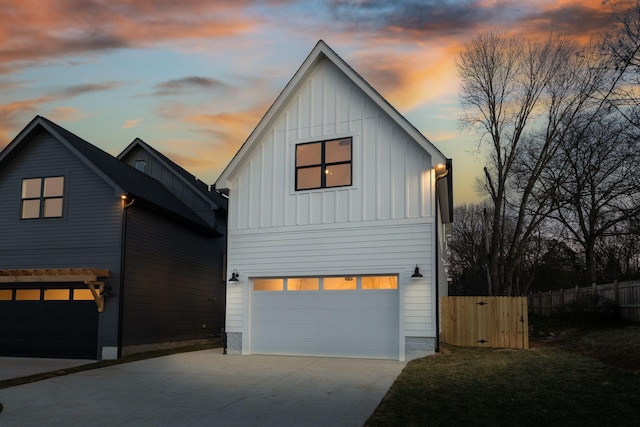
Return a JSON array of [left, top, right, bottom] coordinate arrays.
[[215, 40, 453, 361]]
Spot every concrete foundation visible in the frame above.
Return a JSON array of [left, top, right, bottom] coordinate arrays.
[[101, 346, 118, 360], [405, 336, 436, 361], [226, 332, 242, 355]]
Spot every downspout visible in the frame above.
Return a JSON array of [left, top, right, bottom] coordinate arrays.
[[434, 193, 440, 353], [434, 165, 450, 354], [117, 195, 135, 359]]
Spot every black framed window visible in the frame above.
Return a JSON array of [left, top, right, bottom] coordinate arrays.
[[295, 137, 352, 190], [21, 176, 65, 219]]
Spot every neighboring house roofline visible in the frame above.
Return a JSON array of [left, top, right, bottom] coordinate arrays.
[[0, 116, 220, 236], [215, 39, 449, 191], [0, 115, 124, 196], [118, 138, 225, 208]]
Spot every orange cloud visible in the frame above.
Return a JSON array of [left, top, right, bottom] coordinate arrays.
[[334, 0, 631, 113], [47, 107, 86, 122], [0, 0, 262, 69], [349, 41, 462, 112], [183, 109, 265, 160], [0, 79, 124, 146], [122, 118, 143, 129], [146, 105, 267, 182]]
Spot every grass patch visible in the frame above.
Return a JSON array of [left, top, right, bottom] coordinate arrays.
[[367, 319, 640, 427], [0, 342, 221, 390]]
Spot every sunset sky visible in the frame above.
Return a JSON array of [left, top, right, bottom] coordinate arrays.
[[0, 0, 628, 204]]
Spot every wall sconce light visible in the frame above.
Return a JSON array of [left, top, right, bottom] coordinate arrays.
[[434, 163, 449, 180], [229, 269, 240, 282], [411, 265, 423, 279]]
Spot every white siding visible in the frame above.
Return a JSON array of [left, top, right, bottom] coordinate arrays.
[[228, 58, 434, 231], [225, 219, 434, 336], [223, 56, 440, 361]]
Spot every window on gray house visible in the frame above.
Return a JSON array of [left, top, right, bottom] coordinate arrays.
[[295, 137, 352, 190], [135, 160, 146, 173], [21, 176, 64, 219]]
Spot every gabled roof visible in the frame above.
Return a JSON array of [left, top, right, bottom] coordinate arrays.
[[215, 39, 449, 191], [118, 138, 227, 208], [0, 116, 219, 235]]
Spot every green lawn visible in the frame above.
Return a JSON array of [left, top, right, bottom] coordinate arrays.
[[367, 319, 640, 427]]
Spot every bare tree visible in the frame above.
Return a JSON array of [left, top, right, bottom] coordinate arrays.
[[457, 33, 613, 295], [447, 203, 489, 295], [542, 113, 640, 285]]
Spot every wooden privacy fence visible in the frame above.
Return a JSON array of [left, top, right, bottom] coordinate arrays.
[[441, 297, 529, 349], [528, 280, 640, 321]]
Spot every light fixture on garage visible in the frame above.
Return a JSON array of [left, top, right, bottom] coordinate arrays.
[[411, 265, 423, 279], [229, 269, 240, 282]]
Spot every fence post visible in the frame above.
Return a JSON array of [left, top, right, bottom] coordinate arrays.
[[538, 291, 542, 316], [614, 280, 619, 318]]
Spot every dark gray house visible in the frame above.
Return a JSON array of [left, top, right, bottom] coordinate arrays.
[[0, 116, 227, 359]]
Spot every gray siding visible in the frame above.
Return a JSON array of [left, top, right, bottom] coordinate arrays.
[[120, 146, 219, 226], [0, 129, 123, 350], [121, 206, 225, 346]]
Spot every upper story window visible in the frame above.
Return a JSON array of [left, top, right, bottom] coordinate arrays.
[[295, 137, 352, 191], [21, 176, 64, 219], [135, 160, 146, 173]]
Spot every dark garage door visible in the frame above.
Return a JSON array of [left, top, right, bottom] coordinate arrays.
[[0, 301, 98, 359]]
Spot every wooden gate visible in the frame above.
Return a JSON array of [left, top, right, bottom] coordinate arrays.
[[440, 297, 529, 349]]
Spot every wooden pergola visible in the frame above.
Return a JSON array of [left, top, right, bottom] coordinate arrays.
[[0, 268, 110, 312]]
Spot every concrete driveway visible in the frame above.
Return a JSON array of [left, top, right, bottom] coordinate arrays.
[[0, 356, 96, 381], [0, 349, 405, 426]]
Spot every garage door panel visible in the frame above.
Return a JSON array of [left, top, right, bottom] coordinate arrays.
[[253, 307, 322, 325], [252, 337, 321, 355], [317, 323, 357, 339], [0, 301, 98, 359], [251, 283, 398, 359], [319, 292, 360, 307], [318, 308, 358, 324]]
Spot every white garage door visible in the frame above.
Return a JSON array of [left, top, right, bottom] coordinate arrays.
[[250, 276, 399, 359]]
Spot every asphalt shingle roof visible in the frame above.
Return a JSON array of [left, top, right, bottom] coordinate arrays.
[[35, 116, 217, 234]]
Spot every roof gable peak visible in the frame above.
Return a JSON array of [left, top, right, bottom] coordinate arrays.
[[215, 40, 447, 190]]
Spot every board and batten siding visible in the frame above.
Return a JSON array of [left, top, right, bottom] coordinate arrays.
[[227, 58, 434, 231]]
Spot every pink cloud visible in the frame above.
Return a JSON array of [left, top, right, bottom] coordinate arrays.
[[0, 96, 58, 146], [0, 0, 262, 69]]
